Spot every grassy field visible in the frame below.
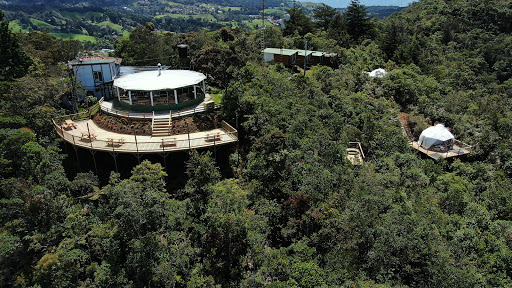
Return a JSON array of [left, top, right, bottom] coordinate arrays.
[[221, 7, 242, 12], [61, 11, 103, 20], [50, 33, 97, 43], [218, 21, 236, 27], [96, 21, 124, 33], [155, 14, 217, 21], [8, 20, 27, 33], [60, 11, 80, 19], [30, 18, 52, 29], [241, 19, 274, 29], [264, 8, 286, 15]]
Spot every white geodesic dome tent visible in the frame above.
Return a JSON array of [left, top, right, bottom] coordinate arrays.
[[418, 124, 454, 151], [365, 68, 388, 78]]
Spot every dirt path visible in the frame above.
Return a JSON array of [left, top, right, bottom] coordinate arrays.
[[399, 112, 415, 141]]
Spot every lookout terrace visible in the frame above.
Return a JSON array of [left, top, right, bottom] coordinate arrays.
[[53, 68, 237, 163]]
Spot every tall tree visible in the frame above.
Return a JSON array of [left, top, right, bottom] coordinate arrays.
[[114, 22, 178, 66], [313, 4, 337, 31], [283, 8, 314, 37], [344, 0, 374, 43], [328, 13, 350, 47], [191, 47, 242, 88], [0, 9, 32, 80]]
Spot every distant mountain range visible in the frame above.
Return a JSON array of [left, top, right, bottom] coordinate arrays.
[[0, 0, 133, 6], [364, 6, 404, 18], [1, 0, 414, 9], [0, 0, 283, 8], [300, 0, 417, 8]]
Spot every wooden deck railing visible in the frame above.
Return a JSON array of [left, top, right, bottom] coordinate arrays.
[[52, 120, 238, 153], [53, 97, 104, 126], [348, 141, 365, 159], [410, 139, 471, 159], [454, 139, 472, 150], [221, 120, 238, 139], [52, 97, 235, 153]]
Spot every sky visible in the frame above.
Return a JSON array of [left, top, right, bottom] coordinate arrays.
[[298, 0, 418, 8]]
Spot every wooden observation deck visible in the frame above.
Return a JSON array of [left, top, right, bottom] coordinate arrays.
[[410, 140, 471, 160], [53, 99, 237, 154]]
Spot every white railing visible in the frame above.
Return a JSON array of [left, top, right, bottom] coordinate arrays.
[[100, 100, 222, 120], [152, 111, 155, 131]]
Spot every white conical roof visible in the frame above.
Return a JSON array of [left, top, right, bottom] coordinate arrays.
[[418, 124, 454, 149]]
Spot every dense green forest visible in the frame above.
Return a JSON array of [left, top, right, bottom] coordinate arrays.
[[2, 0, 512, 287]]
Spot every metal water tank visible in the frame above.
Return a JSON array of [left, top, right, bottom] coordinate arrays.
[[177, 44, 188, 59]]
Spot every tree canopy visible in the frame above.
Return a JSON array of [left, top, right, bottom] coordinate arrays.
[[2, 0, 512, 287], [0, 9, 32, 80]]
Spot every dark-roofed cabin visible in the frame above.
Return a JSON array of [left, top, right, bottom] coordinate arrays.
[[310, 51, 325, 65], [295, 49, 313, 67], [263, 48, 297, 67]]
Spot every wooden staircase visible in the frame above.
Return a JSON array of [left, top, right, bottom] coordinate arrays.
[[152, 115, 172, 137]]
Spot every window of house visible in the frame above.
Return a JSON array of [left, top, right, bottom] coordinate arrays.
[[93, 71, 103, 82]]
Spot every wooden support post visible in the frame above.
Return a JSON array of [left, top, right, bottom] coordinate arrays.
[[194, 85, 197, 99], [134, 130, 139, 154], [174, 90, 178, 104], [150, 91, 154, 106], [63, 135, 69, 154], [72, 145, 82, 173], [128, 91, 132, 105], [90, 150, 98, 176], [112, 152, 118, 173], [187, 122, 191, 150], [87, 123, 93, 149], [133, 153, 142, 165], [161, 152, 169, 171]]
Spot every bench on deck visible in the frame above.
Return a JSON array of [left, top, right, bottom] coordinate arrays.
[[63, 119, 77, 130], [205, 132, 221, 142], [107, 138, 125, 147], [161, 138, 177, 147], [80, 131, 97, 141]]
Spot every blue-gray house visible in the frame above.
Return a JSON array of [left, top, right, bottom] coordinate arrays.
[[69, 56, 122, 100]]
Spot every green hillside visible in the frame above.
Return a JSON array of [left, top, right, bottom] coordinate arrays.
[[155, 13, 217, 21], [96, 21, 123, 33], [50, 32, 97, 42], [30, 18, 52, 29], [241, 19, 273, 29], [8, 20, 26, 33]]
